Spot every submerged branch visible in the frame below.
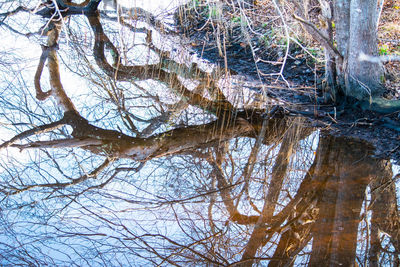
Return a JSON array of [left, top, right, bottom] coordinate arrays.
[[11, 137, 104, 150], [0, 119, 66, 149], [209, 154, 259, 225], [34, 45, 52, 100], [35, 21, 79, 113]]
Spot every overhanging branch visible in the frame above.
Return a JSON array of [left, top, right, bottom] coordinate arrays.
[[293, 14, 343, 62]]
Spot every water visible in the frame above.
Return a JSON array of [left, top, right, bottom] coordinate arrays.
[[0, 1, 398, 266]]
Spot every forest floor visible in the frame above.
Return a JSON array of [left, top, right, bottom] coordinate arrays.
[[174, 0, 400, 162]]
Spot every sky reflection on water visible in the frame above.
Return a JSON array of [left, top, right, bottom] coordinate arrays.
[[0, 1, 399, 266]]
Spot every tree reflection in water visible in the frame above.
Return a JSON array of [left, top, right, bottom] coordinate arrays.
[[0, 1, 399, 266]]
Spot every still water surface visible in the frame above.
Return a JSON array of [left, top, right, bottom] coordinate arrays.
[[0, 1, 398, 266]]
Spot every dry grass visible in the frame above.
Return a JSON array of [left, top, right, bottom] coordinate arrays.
[[379, 0, 400, 97], [178, 0, 400, 97]]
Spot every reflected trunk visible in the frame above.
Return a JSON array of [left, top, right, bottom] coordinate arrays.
[[309, 136, 373, 266], [240, 120, 302, 264], [369, 160, 400, 266]]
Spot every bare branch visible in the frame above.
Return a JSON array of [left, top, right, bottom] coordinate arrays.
[[34, 45, 52, 101], [11, 137, 103, 150], [0, 6, 27, 22], [6, 158, 113, 195], [0, 119, 66, 149], [35, 0, 101, 17], [293, 14, 343, 61]]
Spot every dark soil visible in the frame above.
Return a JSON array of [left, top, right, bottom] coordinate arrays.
[[175, 3, 320, 86], [174, 3, 400, 163], [189, 33, 318, 86]]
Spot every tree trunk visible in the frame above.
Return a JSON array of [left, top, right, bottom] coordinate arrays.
[[334, 0, 384, 100], [345, 0, 384, 99]]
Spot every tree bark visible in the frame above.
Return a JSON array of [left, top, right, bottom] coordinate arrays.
[[299, 0, 385, 102], [345, 0, 384, 99]]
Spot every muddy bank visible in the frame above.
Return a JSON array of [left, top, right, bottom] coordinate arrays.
[[174, 3, 400, 163], [175, 3, 320, 87]]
